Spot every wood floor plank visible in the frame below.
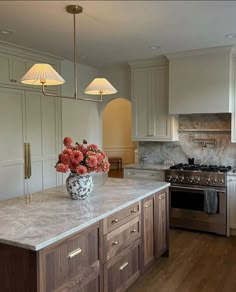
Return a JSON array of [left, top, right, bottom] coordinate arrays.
[[127, 229, 236, 292]]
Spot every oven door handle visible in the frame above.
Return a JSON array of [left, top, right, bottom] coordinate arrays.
[[170, 185, 226, 193]]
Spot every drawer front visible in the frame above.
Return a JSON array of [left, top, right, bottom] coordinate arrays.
[[124, 169, 164, 181], [104, 241, 141, 292], [40, 225, 99, 292], [103, 202, 140, 234], [104, 216, 140, 261]]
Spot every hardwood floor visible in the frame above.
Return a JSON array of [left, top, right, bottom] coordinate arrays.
[[128, 229, 236, 292]]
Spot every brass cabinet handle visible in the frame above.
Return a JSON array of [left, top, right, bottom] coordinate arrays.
[[130, 229, 136, 233], [112, 241, 119, 246], [112, 218, 118, 224], [144, 203, 152, 208], [120, 262, 129, 271], [159, 194, 165, 200], [27, 143, 31, 179], [24, 143, 28, 179], [130, 209, 136, 213], [67, 248, 82, 259]]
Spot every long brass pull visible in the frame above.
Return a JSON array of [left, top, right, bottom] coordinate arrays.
[[24, 143, 28, 179], [27, 143, 31, 179], [67, 248, 82, 259], [119, 262, 129, 271], [144, 203, 152, 208]]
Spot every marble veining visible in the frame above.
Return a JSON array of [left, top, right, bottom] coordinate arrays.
[[139, 114, 236, 167], [0, 178, 169, 251]]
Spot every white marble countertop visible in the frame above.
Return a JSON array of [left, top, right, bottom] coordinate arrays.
[[124, 163, 171, 171], [0, 178, 170, 251]]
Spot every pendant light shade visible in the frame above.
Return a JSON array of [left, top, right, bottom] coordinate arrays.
[[21, 64, 65, 85], [84, 78, 117, 95], [20, 5, 117, 102]]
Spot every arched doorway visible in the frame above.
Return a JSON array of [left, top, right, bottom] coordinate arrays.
[[102, 98, 137, 177]]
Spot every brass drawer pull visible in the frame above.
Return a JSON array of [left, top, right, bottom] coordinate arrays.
[[159, 194, 165, 200], [112, 241, 119, 246], [130, 209, 136, 213], [67, 248, 82, 259], [120, 262, 129, 271], [112, 218, 118, 224], [144, 203, 152, 208], [130, 229, 136, 233]]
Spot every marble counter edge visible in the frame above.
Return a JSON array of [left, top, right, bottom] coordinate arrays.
[[124, 164, 170, 171], [0, 182, 170, 251]]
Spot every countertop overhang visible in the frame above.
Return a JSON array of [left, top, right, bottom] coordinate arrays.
[[0, 178, 170, 251]]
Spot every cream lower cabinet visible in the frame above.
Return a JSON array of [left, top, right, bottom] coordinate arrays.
[[129, 58, 178, 142], [0, 87, 62, 200]]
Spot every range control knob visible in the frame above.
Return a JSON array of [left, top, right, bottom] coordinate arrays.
[[179, 176, 184, 183], [166, 175, 172, 182]]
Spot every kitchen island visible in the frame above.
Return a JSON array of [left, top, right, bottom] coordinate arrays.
[[0, 178, 170, 292]]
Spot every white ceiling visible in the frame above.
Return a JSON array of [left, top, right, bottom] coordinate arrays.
[[1, 1, 236, 67]]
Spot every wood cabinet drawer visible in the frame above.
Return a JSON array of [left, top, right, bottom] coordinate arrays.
[[104, 240, 141, 292], [103, 202, 140, 234], [124, 169, 165, 181], [104, 216, 141, 262], [39, 224, 100, 292]]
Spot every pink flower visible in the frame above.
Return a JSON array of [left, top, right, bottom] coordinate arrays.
[[102, 161, 110, 172], [73, 150, 83, 162], [63, 137, 73, 147], [87, 150, 96, 156], [63, 148, 73, 156], [76, 165, 87, 175], [60, 154, 70, 165], [96, 153, 104, 163], [87, 144, 98, 151], [69, 161, 79, 172], [56, 163, 69, 173], [96, 166, 103, 172], [86, 156, 98, 168]]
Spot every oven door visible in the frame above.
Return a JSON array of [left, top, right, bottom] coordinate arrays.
[[170, 185, 226, 235]]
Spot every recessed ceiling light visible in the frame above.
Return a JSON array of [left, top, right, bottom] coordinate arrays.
[[0, 29, 14, 35], [150, 45, 160, 50], [225, 33, 236, 39]]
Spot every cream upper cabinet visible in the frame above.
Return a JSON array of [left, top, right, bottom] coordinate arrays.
[[0, 51, 60, 93], [168, 46, 233, 114], [130, 58, 178, 142]]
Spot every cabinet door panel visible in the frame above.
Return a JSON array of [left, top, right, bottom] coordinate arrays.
[[154, 189, 169, 258], [132, 68, 148, 139], [143, 197, 154, 268], [0, 52, 11, 85], [12, 56, 29, 86], [151, 66, 170, 138], [0, 88, 25, 199]]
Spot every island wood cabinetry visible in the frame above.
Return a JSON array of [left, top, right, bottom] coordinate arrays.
[[142, 188, 169, 271], [129, 57, 178, 142], [227, 175, 236, 235], [0, 188, 169, 292]]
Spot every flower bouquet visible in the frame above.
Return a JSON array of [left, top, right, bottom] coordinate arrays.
[[55, 137, 110, 199]]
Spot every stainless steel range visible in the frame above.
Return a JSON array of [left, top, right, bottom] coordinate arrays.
[[165, 163, 232, 236]]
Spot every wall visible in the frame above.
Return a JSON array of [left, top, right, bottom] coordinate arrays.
[[61, 60, 102, 147], [99, 64, 131, 111], [102, 98, 135, 165], [138, 114, 236, 167], [61, 60, 104, 184]]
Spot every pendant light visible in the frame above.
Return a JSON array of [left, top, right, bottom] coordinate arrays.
[[21, 5, 117, 102]]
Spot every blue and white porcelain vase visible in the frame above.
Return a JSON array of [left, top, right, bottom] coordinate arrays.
[[66, 172, 94, 200]]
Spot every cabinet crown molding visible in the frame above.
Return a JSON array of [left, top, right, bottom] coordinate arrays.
[[128, 56, 168, 68], [166, 45, 234, 60], [0, 40, 63, 62]]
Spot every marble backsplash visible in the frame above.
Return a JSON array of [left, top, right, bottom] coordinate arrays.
[[138, 114, 236, 167]]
